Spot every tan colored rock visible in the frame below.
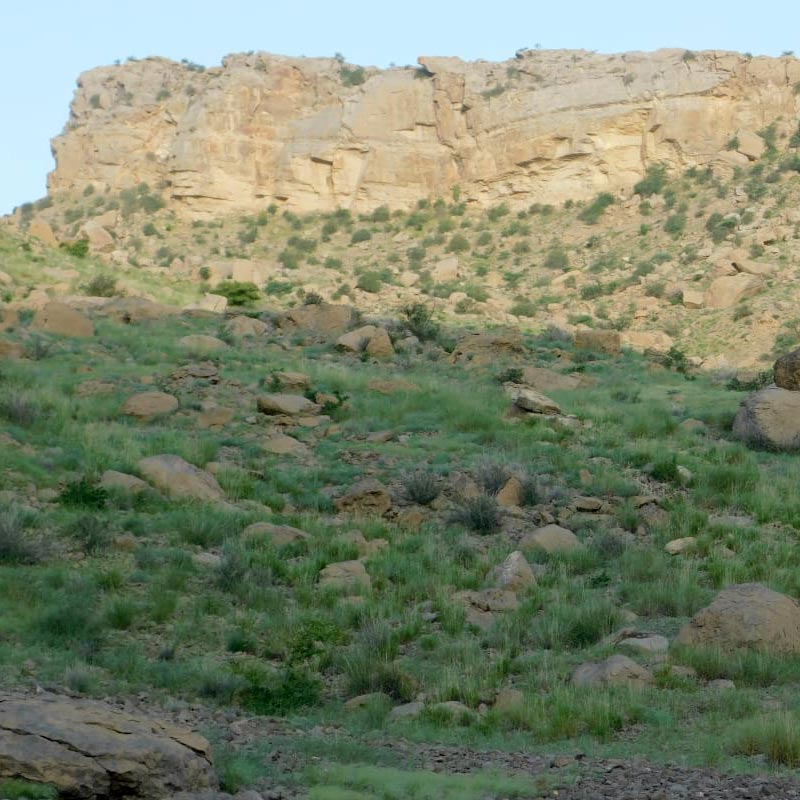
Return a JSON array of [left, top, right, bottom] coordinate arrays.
[[496, 476, 523, 507], [100, 470, 149, 493], [521, 367, 584, 392], [733, 259, 775, 277], [449, 331, 524, 365], [271, 371, 311, 392], [574, 328, 620, 355], [704, 274, 763, 309], [774, 348, 800, 391], [505, 384, 561, 415], [138, 454, 224, 501], [319, 560, 371, 590], [571, 655, 654, 688], [31, 302, 94, 338], [734, 129, 765, 160], [257, 393, 321, 416], [78, 220, 115, 252], [178, 334, 228, 352], [0, 340, 23, 359], [278, 303, 358, 337], [0, 693, 214, 798], [732, 386, 800, 450], [334, 478, 391, 515], [197, 406, 235, 428], [122, 391, 179, 419], [452, 588, 519, 629], [676, 583, 800, 654], [682, 289, 705, 309], [263, 433, 310, 456], [97, 297, 178, 323], [242, 521, 311, 546], [365, 327, 395, 358], [49, 51, 800, 215], [623, 330, 674, 354], [521, 524, 579, 553], [337, 325, 378, 352], [665, 536, 697, 555], [184, 292, 228, 313], [27, 218, 58, 247], [490, 551, 536, 592], [432, 256, 460, 282], [224, 314, 270, 337]]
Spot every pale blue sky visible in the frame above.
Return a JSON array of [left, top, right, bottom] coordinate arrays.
[[3, 0, 799, 214]]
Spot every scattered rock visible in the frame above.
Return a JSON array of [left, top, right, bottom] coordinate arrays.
[[496, 476, 523, 507], [732, 386, 800, 450], [449, 332, 524, 365], [665, 537, 697, 555], [278, 303, 358, 338], [452, 588, 519, 629], [774, 347, 800, 391], [179, 334, 229, 353], [618, 635, 669, 655], [31, 302, 94, 338], [505, 384, 561, 415], [197, 407, 235, 429], [334, 478, 391, 515], [571, 655, 654, 688], [242, 522, 311, 547], [574, 329, 620, 356], [489, 551, 536, 592], [122, 391, 179, 420], [138, 454, 225, 502], [520, 524, 579, 553], [270, 371, 311, 392], [704, 274, 763, 309], [0, 692, 214, 799], [257, 394, 322, 416], [100, 470, 149, 493], [223, 315, 270, 338], [676, 583, 800, 654], [262, 433, 310, 456], [318, 560, 371, 590]]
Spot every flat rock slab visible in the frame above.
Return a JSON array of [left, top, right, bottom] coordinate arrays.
[[0, 693, 214, 798], [257, 394, 322, 416], [122, 391, 179, 419], [139, 454, 225, 502], [31, 302, 94, 338]]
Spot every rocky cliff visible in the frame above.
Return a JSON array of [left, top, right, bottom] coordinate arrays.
[[49, 49, 800, 215]]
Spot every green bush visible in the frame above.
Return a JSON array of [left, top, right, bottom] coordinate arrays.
[[351, 228, 372, 244], [59, 477, 108, 509], [401, 303, 440, 341], [82, 274, 120, 297], [403, 470, 441, 505], [544, 246, 569, 270], [450, 494, 501, 534], [578, 193, 614, 224], [215, 280, 261, 306], [340, 65, 366, 86], [356, 271, 384, 293], [61, 239, 89, 258], [634, 163, 668, 197], [445, 233, 470, 253]]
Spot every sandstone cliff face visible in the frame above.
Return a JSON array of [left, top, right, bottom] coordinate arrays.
[[49, 49, 800, 215]]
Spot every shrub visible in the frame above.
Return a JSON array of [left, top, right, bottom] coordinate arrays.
[[401, 303, 440, 341], [634, 164, 669, 197], [63, 514, 111, 555], [403, 470, 441, 505], [544, 246, 569, 270], [0, 509, 46, 565], [351, 228, 372, 244], [82, 274, 120, 297], [706, 212, 737, 244], [237, 666, 321, 715], [510, 298, 537, 317], [215, 280, 261, 306], [356, 271, 384, 293], [729, 714, 800, 767], [61, 239, 89, 258], [0, 397, 39, 428], [476, 461, 511, 495], [450, 494, 502, 534], [578, 193, 614, 224], [58, 477, 108, 509], [265, 279, 294, 296], [445, 233, 470, 253], [664, 213, 687, 236], [340, 65, 366, 86]]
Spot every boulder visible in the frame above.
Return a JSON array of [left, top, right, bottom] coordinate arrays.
[[27, 219, 58, 247], [337, 325, 378, 353], [682, 289, 705, 309], [224, 314, 270, 338], [496, 476, 523, 507], [122, 391, 179, 420], [622, 330, 674, 354], [489, 551, 536, 592], [318, 560, 371, 590], [732, 386, 800, 450], [277, 303, 358, 338], [262, 433, 310, 456], [449, 332, 524, 365], [242, 522, 311, 547], [505, 384, 561, 415], [257, 394, 321, 416], [704, 274, 763, 309], [197, 407, 235, 429], [100, 470, 149, 493], [675, 583, 800, 654], [97, 297, 178, 324], [334, 478, 392, 515], [618, 635, 669, 654], [734, 129, 765, 160], [432, 256, 460, 282], [0, 693, 214, 798], [520, 524, 579, 553], [31, 302, 94, 338], [521, 367, 584, 392], [571, 655, 654, 688], [138, 455, 225, 502], [774, 348, 800, 391], [452, 588, 519, 629], [365, 327, 395, 358], [574, 329, 620, 356], [270, 371, 311, 392], [184, 293, 228, 313], [178, 334, 229, 353], [664, 537, 697, 555], [78, 220, 115, 253]]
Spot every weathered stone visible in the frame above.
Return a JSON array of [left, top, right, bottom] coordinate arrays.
[[28, 219, 58, 247], [618, 635, 670, 654], [496, 476, 523, 507], [257, 393, 321, 416], [704, 274, 763, 309], [100, 470, 149, 493], [334, 478, 391, 515], [365, 327, 395, 358], [571, 655, 654, 688], [682, 289, 705, 309], [78, 220, 115, 252], [505, 384, 561, 415], [337, 325, 377, 353], [574, 329, 620, 356], [489, 551, 536, 592], [732, 386, 800, 450], [520, 524, 579, 553], [388, 702, 424, 721], [676, 583, 800, 654], [138, 454, 225, 501], [179, 334, 229, 353], [224, 314, 270, 337], [197, 407, 235, 429], [0, 693, 214, 798], [774, 348, 800, 391], [278, 303, 358, 338], [31, 302, 94, 338], [318, 560, 371, 590], [520, 367, 584, 392], [242, 522, 311, 547], [262, 433, 310, 456], [449, 332, 524, 364], [122, 391, 179, 419], [665, 536, 697, 555], [271, 371, 311, 392], [452, 588, 519, 630]]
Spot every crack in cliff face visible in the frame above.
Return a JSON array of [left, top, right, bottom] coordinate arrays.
[[48, 49, 800, 213]]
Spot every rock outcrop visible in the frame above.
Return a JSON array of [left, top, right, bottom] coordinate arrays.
[[0, 693, 215, 798], [732, 385, 800, 450], [48, 50, 800, 215]]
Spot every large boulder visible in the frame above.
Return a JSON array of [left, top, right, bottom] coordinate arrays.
[[178, 334, 229, 353], [334, 478, 391, 515], [489, 551, 536, 592], [277, 303, 358, 338], [318, 560, 371, 590], [774, 348, 800, 391], [449, 332, 524, 365], [121, 391, 179, 420], [520, 524, 579, 553], [574, 328, 620, 356], [571, 655, 653, 688], [732, 386, 800, 450], [97, 297, 178, 324], [31, 302, 94, 338], [256, 394, 322, 416], [138, 455, 225, 501], [223, 315, 270, 338], [675, 583, 800, 654], [505, 384, 561, 415], [704, 274, 763, 309], [0, 693, 215, 798]]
